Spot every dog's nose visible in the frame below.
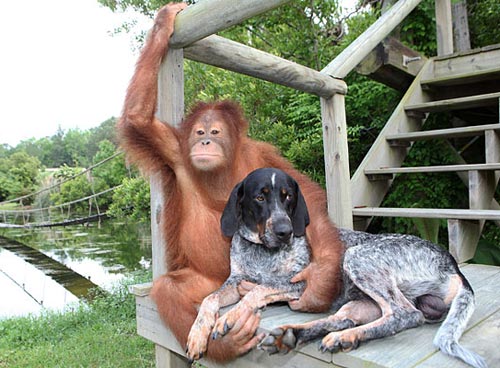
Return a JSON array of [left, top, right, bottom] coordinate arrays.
[[274, 220, 292, 242]]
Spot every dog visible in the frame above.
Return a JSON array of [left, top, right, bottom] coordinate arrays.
[[186, 167, 486, 368], [259, 229, 487, 368], [185, 168, 312, 361]]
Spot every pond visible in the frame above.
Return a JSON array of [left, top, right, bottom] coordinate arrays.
[[0, 219, 152, 319]]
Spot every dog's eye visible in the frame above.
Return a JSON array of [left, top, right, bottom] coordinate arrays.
[[255, 194, 265, 202], [286, 194, 293, 201]]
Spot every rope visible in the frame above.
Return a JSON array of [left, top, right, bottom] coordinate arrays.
[[0, 151, 124, 206], [0, 186, 121, 215]]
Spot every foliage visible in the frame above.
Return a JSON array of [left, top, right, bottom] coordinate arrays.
[[468, 0, 500, 48], [0, 151, 43, 203], [0, 272, 154, 368], [108, 177, 151, 222], [9, 118, 118, 169], [92, 140, 128, 188]]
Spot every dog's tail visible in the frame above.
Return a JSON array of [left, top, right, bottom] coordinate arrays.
[[433, 279, 487, 368]]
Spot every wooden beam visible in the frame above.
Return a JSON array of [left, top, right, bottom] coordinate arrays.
[[435, 0, 454, 56], [320, 94, 353, 229], [170, 0, 291, 48], [356, 37, 427, 91], [321, 0, 423, 78], [184, 35, 347, 97]]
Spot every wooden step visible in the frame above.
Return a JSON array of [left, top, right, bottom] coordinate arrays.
[[365, 163, 500, 178], [421, 67, 500, 88], [386, 124, 500, 142], [352, 207, 500, 220], [421, 45, 500, 87], [404, 92, 500, 114]]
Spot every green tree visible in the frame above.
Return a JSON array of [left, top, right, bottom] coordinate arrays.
[[0, 151, 43, 202]]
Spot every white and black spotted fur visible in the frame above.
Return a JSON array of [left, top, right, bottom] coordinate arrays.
[[185, 168, 311, 362], [260, 227, 487, 368]]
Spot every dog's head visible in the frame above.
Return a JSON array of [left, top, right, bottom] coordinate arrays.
[[221, 168, 310, 249]]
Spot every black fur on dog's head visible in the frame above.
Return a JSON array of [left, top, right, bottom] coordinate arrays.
[[221, 168, 310, 249]]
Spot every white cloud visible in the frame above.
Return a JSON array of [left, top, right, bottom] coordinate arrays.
[[0, 0, 151, 146]]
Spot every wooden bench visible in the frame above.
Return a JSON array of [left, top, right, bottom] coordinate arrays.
[[130, 263, 500, 367]]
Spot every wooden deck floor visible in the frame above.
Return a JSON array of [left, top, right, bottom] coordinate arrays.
[[132, 263, 500, 367]]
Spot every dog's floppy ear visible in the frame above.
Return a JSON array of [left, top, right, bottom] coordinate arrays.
[[221, 181, 244, 237], [292, 181, 310, 237]]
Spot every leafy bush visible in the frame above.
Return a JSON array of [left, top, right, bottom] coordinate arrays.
[[108, 177, 151, 222]]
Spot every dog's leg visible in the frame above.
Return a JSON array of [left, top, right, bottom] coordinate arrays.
[[186, 283, 240, 361], [212, 285, 301, 339], [259, 299, 381, 354], [320, 275, 425, 352]]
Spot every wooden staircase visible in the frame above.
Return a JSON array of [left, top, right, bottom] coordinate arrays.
[[351, 44, 500, 263]]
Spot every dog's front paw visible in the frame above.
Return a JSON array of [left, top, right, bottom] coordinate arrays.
[[258, 327, 298, 355], [185, 310, 217, 362], [319, 330, 361, 353]]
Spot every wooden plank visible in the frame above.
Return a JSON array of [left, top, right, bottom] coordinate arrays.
[[435, 0, 454, 56], [417, 310, 500, 368], [364, 163, 500, 176], [134, 263, 500, 368], [332, 264, 500, 368], [129, 282, 152, 297], [135, 294, 335, 367], [421, 47, 500, 86], [320, 94, 353, 228], [321, 0, 424, 78], [415, 268, 500, 368], [352, 207, 500, 220], [350, 60, 433, 229], [169, 0, 290, 49], [405, 92, 500, 114], [184, 35, 347, 97], [386, 124, 500, 142]]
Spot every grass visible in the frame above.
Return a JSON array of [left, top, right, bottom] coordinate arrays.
[[0, 271, 155, 368]]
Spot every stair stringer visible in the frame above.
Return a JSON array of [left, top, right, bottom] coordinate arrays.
[[351, 60, 434, 230]]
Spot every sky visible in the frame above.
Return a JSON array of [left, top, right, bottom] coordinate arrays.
[[0, 0, 151, 146], [0, 0, 358, 147]]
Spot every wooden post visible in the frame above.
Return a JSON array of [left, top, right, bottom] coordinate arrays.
[[435, 0, 454, 56], [151, 48, 189, 367], [452, 0, 471, 52], [320, 94, 353, 229]]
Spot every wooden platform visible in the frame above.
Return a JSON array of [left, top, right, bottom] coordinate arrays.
[[130, 263, 500, 367]]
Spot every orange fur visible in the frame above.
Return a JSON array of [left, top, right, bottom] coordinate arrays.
[[118, 2, 344, 362]]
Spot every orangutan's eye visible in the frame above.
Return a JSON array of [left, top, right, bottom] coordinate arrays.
[[210, 129, 220, 135], [196, 130, 205, 136]]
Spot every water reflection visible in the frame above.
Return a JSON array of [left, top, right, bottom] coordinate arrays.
[[0, 220, 152, 318]]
